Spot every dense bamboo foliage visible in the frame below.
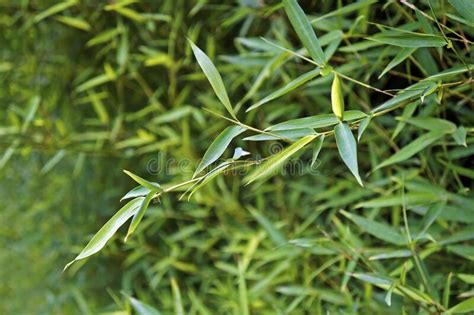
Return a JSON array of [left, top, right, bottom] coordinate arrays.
[[1, 0, 473, 314]]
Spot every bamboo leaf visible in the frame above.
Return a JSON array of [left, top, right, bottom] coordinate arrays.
[[379, 48, 417, 78], [357, 116, 371, 141], [127, 295, 162, 315], [371, 81, 434, 114], [331, 73, 345, 120], [283, 0, 326, 66], [64, 197, 144, 270], [267, 110, 367, 131], [245, 135, 316, 184], [367, 32, 446, 47], [123, 170, 162, 192], [246, 68, 320, 112], [121, 186, 151, 202], [400, 117, 457, 134], [189, 40, 236, 119], [448, 0, 474, 23], [311, 135, 324, 167], [447, 297, 474, 314], [33, 0, 78, 23], [340, 210, 406, 245], [452, 126, 467, 147], [334, 122, 363, 186], [243, 128, 315, 141], [194, 125, 246, 176], [374, 131, 445, 170], [125, 191, 155, 242]]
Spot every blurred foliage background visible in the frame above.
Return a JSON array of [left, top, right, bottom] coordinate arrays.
[[0, 0, 473, 314]]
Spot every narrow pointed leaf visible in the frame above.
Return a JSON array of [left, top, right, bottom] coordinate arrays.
[[267, 110, 366, 131], [447, 297, 474, 314], [189, 40, 236, 119], [247, 68, 320, 112], [65, 197, 144, 270], [127, 296, 162, 315], [357, 116, 371, 141], [283, 0, 326, 66], [194, 125, 246, 176], [367, 32, 446, 47], [452, 126, 467, 147], [125, 191, 155, 242], [374, 131, 445, 170], [245, 135, 316, 184], [401, 117, 456, 133], [243, 128, 315, 141], [340, 210, 406, 245], [311, 135, 324, 167], [371, 81, 434, 114], [121, 186, 151, 202], [124, 170, 162, 191], [334, 122, 363, 186], [379, 48, 417, 78], [448, 0, 474, 23], [331, 73, 345, 120]]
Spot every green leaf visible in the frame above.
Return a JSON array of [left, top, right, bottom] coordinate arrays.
[[194, 125, 246, 176], [374, 131, 445, 170], [125, 191, 155, 242], [392, 102, 418, 140], [64, 197, 144, 270], [127, 295, 162, 315], [246, 68, 320, 112], [367, 32, 446, 47], [245, 135, 316, 184], [40, 150, 66, 175], [55, 16, 91, 31], [357, 116, 371, 141], [425, 64, 474, 81], [340, 210, 406, 245], [124, 170, 162, 192], [22, 96, 40, 133], [243, 128, 315, 141], [334, 122, 363, 186], [371, 81, 433, 114], [33, 0, 78, 23], [188, 40, 236, 119], [452, 126, 467, 147], [267, 110, 367, 131], [283, 0, 326, 66], [416, 203, 444, 239], [379, 48, 417, 78], [447, 297, 474, 314], [400, 117, 457, 134], [121, 186, 151, 202], [248, 206, 287, 246], [331, 73, 345, 120], [448, 0, 474, 23], [311, 0, 378, 23], [311, 135, 324, 167], [457, 274, 474, 284]]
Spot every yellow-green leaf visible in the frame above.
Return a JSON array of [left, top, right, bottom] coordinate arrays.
[[245, 135, 316, 184], [331, 73, 345, 120]]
